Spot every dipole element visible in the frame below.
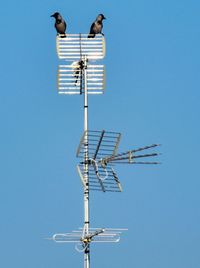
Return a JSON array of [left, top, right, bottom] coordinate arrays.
[[83, 55, 90, 268]]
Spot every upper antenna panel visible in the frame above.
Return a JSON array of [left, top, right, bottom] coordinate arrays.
[[56, 34, 106, 61]]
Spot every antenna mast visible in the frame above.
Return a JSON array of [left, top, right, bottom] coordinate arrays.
[[49, 33, 160, 268], [83, 54, 90, 268]]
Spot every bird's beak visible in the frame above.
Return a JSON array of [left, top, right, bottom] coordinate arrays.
[[50, 14, 54, 18]]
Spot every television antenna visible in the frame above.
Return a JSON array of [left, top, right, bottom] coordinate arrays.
[[77, 130, 160, 192], [50, 33, 160, 268]]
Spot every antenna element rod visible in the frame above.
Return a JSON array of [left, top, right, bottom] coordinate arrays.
[[83, 53, 90, 268]]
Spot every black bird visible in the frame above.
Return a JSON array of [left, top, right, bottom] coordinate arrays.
[[71, 60, 84, 86], [88, 14, 106, 38], [51, 12, 66, 37]]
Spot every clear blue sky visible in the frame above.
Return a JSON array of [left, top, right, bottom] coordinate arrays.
[[1, 0, 200, 267]]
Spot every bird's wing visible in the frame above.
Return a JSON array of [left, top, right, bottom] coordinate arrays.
[[63, 20, 67, 31], [89, 22, 95, 34]]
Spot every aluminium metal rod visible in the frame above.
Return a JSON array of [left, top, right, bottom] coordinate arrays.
[[83, 54, 90, 268], [106, 152, 160, 162], [102, 144, 160, 162], [110, 161, 160, 164]]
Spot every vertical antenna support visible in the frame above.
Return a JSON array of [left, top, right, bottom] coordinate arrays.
[[83, 55, 90, 268]]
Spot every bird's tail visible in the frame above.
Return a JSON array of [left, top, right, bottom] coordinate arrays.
[[88, 33, 95, 38], [74, 73, 79, 85], [71, 61, 80, 86], [59, 33, 66, 38]]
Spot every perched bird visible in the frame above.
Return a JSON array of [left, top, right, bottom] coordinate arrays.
[[71, 60, 84, 86], [51, 12, 66, 37], [88, 14, 106, 38]]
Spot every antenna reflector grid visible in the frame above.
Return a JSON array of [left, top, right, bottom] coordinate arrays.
[[77, 163, 122, 192], [76, 130, 121, 159], [76, 130, 122, 192], [56, 34, 106, 61], [58, 64, 105, 95]]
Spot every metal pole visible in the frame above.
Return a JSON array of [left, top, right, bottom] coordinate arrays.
[[83, 54, 90, 268]]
